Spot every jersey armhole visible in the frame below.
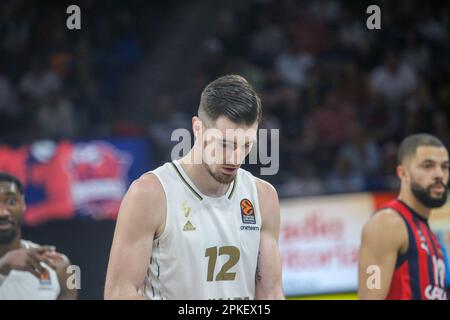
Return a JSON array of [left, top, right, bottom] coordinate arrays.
[[375, 207, 410, 269], [250, 173, 263, 230], [148, 171, 170, 242], [391, 211, 411, 268]]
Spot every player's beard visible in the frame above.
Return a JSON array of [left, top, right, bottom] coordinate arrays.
[[410, 180, 448, 209], [0, 222, 19, 245], [205, 164, 236, 185]]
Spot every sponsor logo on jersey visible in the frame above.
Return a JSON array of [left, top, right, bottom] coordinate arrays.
[[240, 225, 260, 231], [38, 269, 53, 290], [182, 200, 191, 217], [183, 220, 196, 231], [425, 285, 447, 300], [181, 200, 195, 231], [240, 198, 256, 224]]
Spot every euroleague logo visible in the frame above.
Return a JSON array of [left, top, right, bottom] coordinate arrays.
[[240, 198, 256, 224]]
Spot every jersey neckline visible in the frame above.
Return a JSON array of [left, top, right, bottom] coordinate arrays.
[[171, 160, 237, 201], [397, 199, 430, 224]]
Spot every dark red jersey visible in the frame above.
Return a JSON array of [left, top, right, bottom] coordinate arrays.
[[382, 199, 447, 300]]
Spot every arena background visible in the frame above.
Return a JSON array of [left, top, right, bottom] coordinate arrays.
[[0, 0, 449, 299]]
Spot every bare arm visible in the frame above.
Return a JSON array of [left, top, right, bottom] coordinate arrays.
[[47, 253, 77, 300], [104, 174, 165, 299], [358, 209, 407, 300], [255, 179, 284, 300]]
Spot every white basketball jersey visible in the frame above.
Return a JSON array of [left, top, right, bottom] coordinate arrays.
[[141, 160, 262, 300], [0, 240, 60, 300]]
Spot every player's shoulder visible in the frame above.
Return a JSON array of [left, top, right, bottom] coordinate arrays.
[[252, 177, 280, 229], [371, 207, 404, 226], [253, 177, 279, 214], [122, 172, 166, 223], [127, 172, 165, 200], [362, 207, 406, 241], [254, 177, 278, 198], [236, 168, 277, 196]]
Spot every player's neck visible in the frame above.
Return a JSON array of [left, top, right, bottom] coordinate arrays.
[[0, 234, 21, 258], [398, 192, 431, 220], [178, 156, 230, 198]]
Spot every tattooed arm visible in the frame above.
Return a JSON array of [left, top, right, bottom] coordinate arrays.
[[254, 178, 284, 300]]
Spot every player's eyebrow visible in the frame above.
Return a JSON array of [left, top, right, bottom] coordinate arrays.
[[420, 159, 450, 166]]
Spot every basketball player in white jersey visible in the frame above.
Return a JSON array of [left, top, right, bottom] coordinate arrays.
[[105, 75, 284, 300], [0, 173, 77, 299]]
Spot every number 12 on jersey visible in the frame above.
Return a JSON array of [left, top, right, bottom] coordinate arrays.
[[205, 246, 240, 282]]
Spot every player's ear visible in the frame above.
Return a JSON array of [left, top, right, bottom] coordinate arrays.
[[396, 164, 407, 180], [192, 116, 202, 139]]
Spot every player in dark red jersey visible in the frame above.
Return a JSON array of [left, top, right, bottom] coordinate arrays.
[[358, 133, 449, 300]]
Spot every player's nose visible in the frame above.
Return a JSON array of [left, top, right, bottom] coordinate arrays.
[[225, 153, 240, 166], [226, 148, 245, 166], [434, 166, 445, 180], [0, 204, 10, 218]]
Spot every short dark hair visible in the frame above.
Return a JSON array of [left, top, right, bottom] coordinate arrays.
[[398, 133, 446, 164], [198, 75, 262, 126], [0, 172, 24, 195]]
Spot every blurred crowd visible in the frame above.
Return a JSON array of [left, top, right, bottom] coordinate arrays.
[[194, 0, 450, 196], [0, 0, 172, 142], [1, 0, 449, 197]]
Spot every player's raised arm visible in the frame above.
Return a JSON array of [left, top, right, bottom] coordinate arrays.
[[104, 174, 165, 300], [358, 209, 407, 299], [255, 179, 284, 300]]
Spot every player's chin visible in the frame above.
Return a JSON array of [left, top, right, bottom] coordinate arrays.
[[216, 173, 236, 184], [426, 191, 447, 207], [0, 229, 17, 244]]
